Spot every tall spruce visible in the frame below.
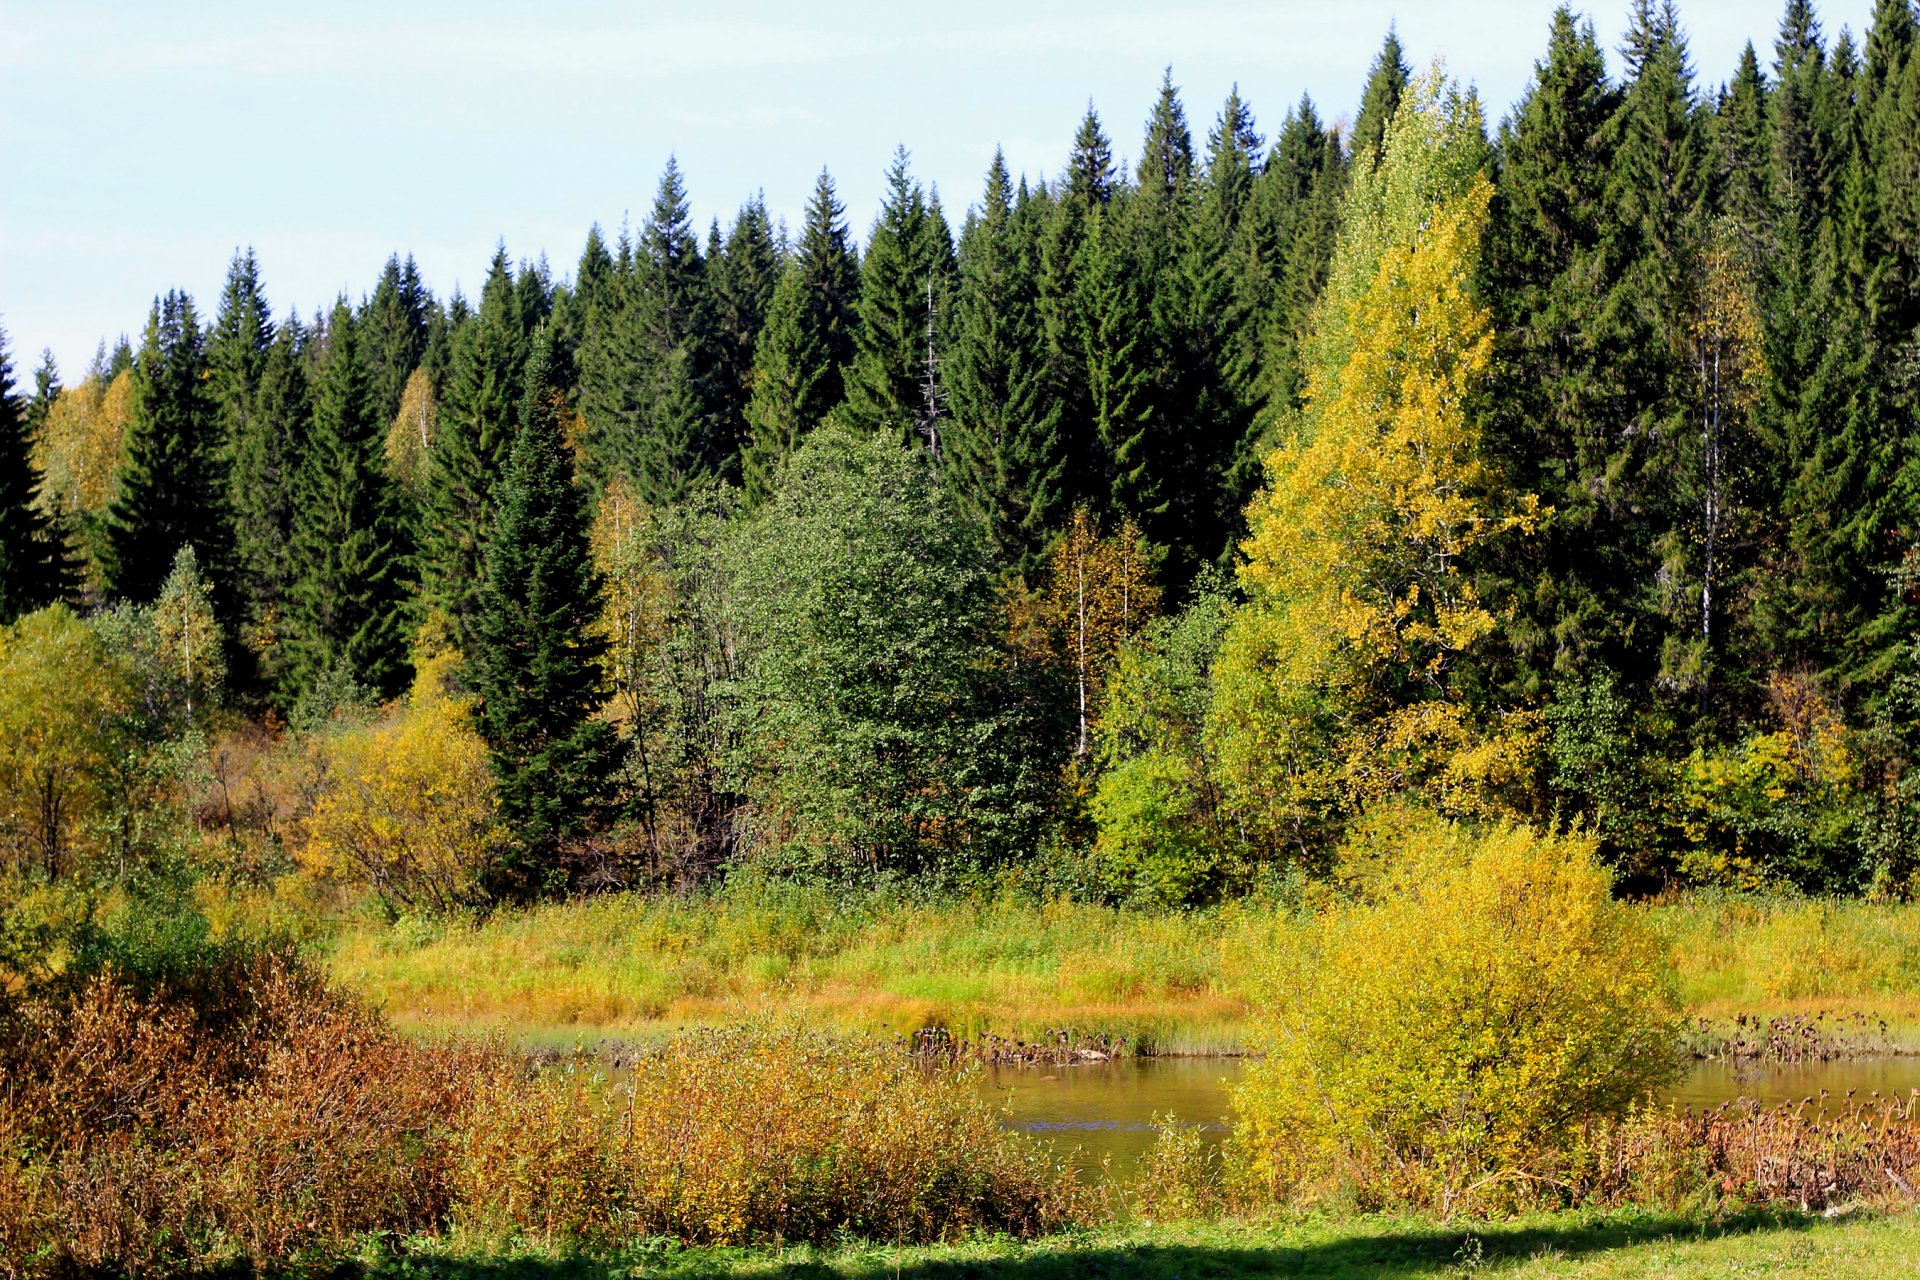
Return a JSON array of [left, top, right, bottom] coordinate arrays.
[[362, 254, 432, 426], [1478, 6, 1635, 698], [843, 147, 954, 451], [422, 246, 525, 653], [285, 300, 410, 704], [1350, 28, 1412, 172], [104, 290, 229, 604], [0, 328, 67, 621], [231, 316, 310, 694], [1040, 106, 1119, 511], [472, 325, 619, 885], [710, 196, 781, 481], [739, 169, 861, 499], [946, 151, 1068, 575]]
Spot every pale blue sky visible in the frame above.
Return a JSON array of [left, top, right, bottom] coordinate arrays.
[[0, 1, 1876, 379]]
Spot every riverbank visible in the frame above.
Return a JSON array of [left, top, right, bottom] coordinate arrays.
[[298, 886, 1920, 1052], [338, 1209, 1920, 1278]]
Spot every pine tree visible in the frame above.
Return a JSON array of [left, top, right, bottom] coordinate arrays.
[[471, 325, 619, 884], [946, 150, 1069, 575], [231, 316, 309, 691], [285, 300, 410, 705], [843, 147, 954, 450], [422, 246, 525, 652], [0, 327, 66, 621], [104, 290, 230, 604]]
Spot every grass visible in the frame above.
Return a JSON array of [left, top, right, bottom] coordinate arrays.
[[334, 1210, 1920, 1278], [303, 884, 1920, 1052]]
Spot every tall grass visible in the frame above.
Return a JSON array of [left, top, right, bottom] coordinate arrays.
[[309, 883, 1920, 1052]]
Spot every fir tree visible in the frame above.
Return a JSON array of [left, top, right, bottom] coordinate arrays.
[[0, 327, 66, 621], [104, 290, 230, 604], [1041, 106, 1118, 510], [285, 300, 410, 705], [471, 326, 620, 885]]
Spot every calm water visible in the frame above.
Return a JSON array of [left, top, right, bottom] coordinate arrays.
[[982, 1056, 1920, 1176]]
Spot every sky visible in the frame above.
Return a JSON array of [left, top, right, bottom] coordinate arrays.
[[0, 0, 1879, 380]]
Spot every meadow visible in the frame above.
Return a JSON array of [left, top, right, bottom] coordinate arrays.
[[294, 884, 1920, 1053]]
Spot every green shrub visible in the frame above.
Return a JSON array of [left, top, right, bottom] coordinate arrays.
[[1230, 811, 1683, 1214]]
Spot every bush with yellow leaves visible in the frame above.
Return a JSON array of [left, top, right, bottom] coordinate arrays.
[[1230, 810, 1682, 1215], [300, 650, 499, 911]]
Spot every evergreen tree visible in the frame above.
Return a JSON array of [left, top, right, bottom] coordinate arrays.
[[1041, 106, 1118, 511], [843, 147, 954, 450], [231, 316, 309, 692], [422, 246, 525, 652], [362, 254, 432, 425], [285, 300, 410, 704], [710, 195, 781, 480], [580, 159, 722, 502], [471, 326, 619, 884], [103, 290, 229, 604], [946, 151, 1068, 575], [0, 328, 67, 621], [1350, 28, 1412, 172], [1478, 6, 1635, 698]]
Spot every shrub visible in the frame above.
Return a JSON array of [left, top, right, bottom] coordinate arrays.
[[1230, 811, 1682, 1214], [455, 1024, 1086, 1247], [300, 647, 499, 912]]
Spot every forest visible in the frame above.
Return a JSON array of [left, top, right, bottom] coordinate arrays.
[[9, 1, 1920, 906], [7, 0, 1920, 1273]]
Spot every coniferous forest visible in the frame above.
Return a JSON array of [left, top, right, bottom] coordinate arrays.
[[6, 0, 1920, 909]]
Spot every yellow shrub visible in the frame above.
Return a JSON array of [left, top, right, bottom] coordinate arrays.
[[301, 659, 498, 911], [1231, 812, 1682, 1214]]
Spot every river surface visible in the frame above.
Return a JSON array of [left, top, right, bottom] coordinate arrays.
[[980, 1056, 1920, 1176]]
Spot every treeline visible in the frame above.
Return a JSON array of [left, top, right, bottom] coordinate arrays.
[[7, 0, 1920, 902]]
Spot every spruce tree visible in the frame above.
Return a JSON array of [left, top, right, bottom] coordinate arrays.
[[471, 326, 619, 884], [946, 151, 1068, 576], [711, 196, 781, 480], [0, 328, 66, 622], [104, 290, 230, 604], [285, 300, 410, 705], [842, 147, 954, 450], [231, 316, 310, 693], [580, 159, 722, 502], [362, 254, 432, 425], [422, 246, 525, 652], [1040, 107, 1117, 511], [1350, 28, 1412, 173]]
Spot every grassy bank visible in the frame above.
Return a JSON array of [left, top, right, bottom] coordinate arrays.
[[300, 885, 1920, 1052], [339, 1210, 1920, 1278]]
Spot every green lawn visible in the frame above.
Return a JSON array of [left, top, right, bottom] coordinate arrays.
[[352, 1211, 1920, 1278]]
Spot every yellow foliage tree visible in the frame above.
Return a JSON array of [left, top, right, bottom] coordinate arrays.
[[383, 367, 438, 493], [0, 606, 133, 878], [301, 645, 499, 911], [1013, 508, 1160, 758], [1210, 68, 1538, 844], [32, 371, 132, 592]]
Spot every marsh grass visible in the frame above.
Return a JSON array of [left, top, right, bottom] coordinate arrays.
[[300, 886, 1920, 1054]]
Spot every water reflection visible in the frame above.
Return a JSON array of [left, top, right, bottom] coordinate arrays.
[[983, 1055, 1920, 1176]]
